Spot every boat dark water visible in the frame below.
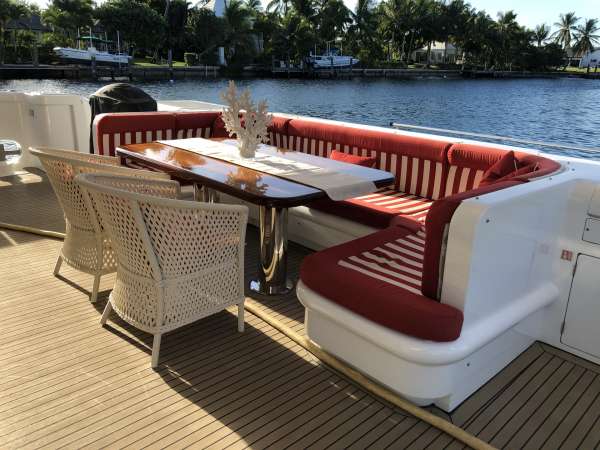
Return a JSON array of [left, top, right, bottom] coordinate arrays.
[[2, 77, 598, 158]]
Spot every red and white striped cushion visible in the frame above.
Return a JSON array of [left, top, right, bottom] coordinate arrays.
[[268, 131, 290, 148], [338, 229, 426, 295], [350, 189, 433, 223], [444, 165, 485, 197], [286, 135, 341, 157], [286, 135, 445, 201], [390, 154, 445, 200], [98, 128, 176, 156], [174, 127, 212, 140], [97, 127, 213, 156]]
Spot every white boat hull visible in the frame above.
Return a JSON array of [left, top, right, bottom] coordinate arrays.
[[53, 47, 131, 66], [311, 56, 359, 69]]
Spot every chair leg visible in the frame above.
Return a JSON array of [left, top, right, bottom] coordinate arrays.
[[100, 301, 113, 325], [90, 274, 101, 303], [151, 334, 162, 369], [238, 302, 245, 332], [53, 255, 63, 276]]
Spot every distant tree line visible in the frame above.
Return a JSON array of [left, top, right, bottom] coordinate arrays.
[[0, 0, 598, 71]]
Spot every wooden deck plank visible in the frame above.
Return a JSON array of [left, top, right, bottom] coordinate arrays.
[[474, 356, 564, 442], [488, 359, 574, 447], [523, 369, 596, 450], [263, 388, 373, 448], [157, 373, 341, 449], [2, 321, 297, 447], [459, 352, 554, 435], [366, 417, 421, 448], [323, 404, 397, 449], [559, 384, 600, 450], [302, 399, 388, 449], [0, 320, 281, 432], [119, 365, 329, 449], [507, 364, 586, 449], [529, 372, 600, 449], [300, 394, 381, 448], [450, 342, 545, 427], [188, 378, 350, 449], [81, 355, 326, 449], [345, 412, 403, 449]]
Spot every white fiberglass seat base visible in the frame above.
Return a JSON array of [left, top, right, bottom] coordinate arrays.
[[298, 281, 543, 411]]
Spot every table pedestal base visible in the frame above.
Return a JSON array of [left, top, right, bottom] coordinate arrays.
[[249, 205, 294, 297], [193, 183, 220, 203]]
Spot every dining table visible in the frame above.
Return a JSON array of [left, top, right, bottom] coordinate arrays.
[[116, 138, 395, 297]]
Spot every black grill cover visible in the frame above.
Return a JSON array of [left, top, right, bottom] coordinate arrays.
[[89, 83, 157, 152]]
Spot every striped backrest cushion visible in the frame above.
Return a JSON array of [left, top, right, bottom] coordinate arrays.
[[286, 119, 452, 201], [444, 164, 486, 197], [93, 112, 178, 156], [173, 111, 219, 140], [266, 116, 293, 147], [445, 143, 518, 196]]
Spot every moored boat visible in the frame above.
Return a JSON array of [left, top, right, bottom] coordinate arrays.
[[307, 49, 359, 69], [54, 34, 131, 66]]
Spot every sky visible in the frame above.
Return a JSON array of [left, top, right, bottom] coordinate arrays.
[[27, 0, 598, 31]]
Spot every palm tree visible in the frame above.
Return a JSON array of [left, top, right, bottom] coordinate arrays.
[[245, 0, 262, 14], [533, 23, 549, 47], [317, 0, 351, 43], [573, 18, 600, 58], [347, 0, 379, 62], [496, 10, 519, 69], [553, 12, 579, 50], [266, 0, 290, 16], [223, 0, 255, 65], [0, 0, 27, 65]]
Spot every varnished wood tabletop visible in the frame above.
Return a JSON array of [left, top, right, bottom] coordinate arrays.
[[116, 140, 394, 207]]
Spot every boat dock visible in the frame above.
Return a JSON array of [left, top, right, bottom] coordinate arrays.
[[1, 64, 598, 81], [0, 64, 220, 81], [271, 66, 599, 80]]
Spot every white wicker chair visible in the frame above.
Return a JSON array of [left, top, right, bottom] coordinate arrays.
[[30, 147, 174, 302], [76, 173, 249, 368]]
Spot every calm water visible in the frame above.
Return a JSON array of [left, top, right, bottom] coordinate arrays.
[[2, 77, 599, 159]]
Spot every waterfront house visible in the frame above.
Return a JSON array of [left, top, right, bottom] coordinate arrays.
[[580, 49, 600, 69], [411, 41, 458, 64]]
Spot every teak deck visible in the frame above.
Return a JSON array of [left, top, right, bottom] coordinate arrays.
[[1, 169, 600, 449]]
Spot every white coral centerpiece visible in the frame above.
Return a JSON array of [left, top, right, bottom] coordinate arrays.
[[220, 80, 272, 158]]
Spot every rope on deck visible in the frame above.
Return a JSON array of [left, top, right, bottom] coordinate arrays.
[[0, 221, 496, 450], [245, 300, 497, 450], [0, 222, 66, 240]]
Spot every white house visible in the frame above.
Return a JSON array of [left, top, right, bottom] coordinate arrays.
[[412, 42, 458, 64], [579, 49, 600, 69]]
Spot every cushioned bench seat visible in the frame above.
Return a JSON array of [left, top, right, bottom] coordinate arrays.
[[309, 188, 432, 231], [300, 226, 464, 342]]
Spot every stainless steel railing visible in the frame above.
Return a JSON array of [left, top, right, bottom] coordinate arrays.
[[390, 122, 600, 155]]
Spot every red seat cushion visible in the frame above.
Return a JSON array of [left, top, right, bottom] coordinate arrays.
[[330, 150, 377, 167], [309, 188, 432, 230], [447, 143, 561, 191], [300, 226, 463, 341], [479, 151, 518, 186]]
